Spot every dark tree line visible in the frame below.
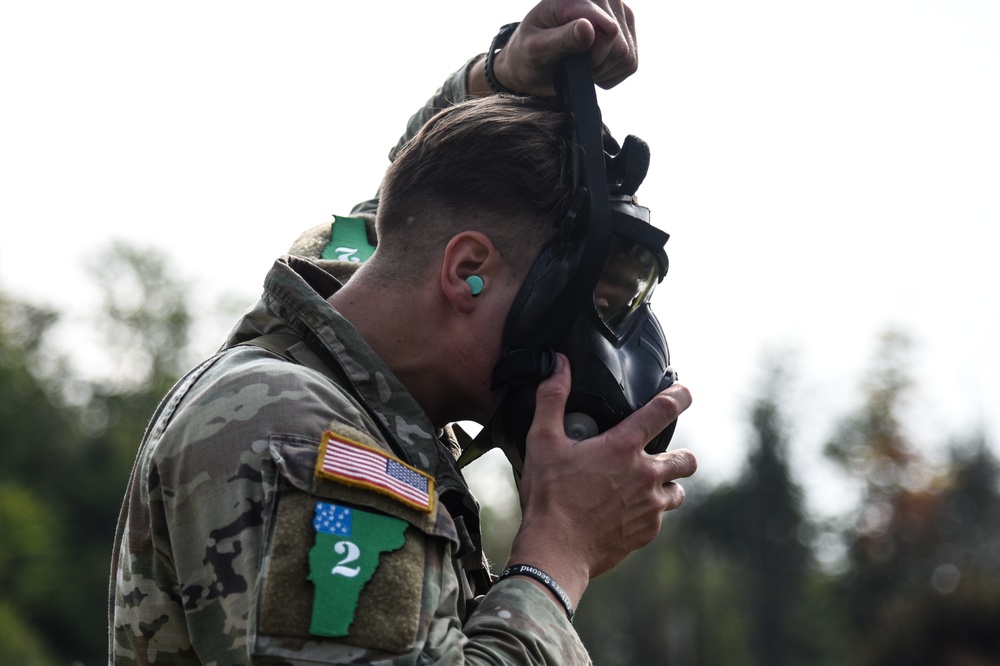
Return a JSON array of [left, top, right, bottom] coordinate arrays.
[[2, 244, 998, 665]]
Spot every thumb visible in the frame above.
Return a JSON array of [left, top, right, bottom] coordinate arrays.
[[529, 353, 572, 441], [545, 18, 596, 59]]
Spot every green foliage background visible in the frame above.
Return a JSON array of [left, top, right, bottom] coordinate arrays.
[[1, 244, 998, 665]]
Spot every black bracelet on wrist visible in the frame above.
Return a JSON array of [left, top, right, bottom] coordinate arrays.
[[485, 22, 520, 95], [497, 563, 575, 623]]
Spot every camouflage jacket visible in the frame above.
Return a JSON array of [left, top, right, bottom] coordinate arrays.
[[109, 255, 591, 664]]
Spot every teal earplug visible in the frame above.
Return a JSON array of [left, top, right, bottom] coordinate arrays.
[[466, 275, 484, 296]]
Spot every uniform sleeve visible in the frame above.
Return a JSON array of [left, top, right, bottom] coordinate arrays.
[[462, 579, 593, 664]]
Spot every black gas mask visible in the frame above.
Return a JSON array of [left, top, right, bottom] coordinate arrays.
[[459, 54, 677, 473]]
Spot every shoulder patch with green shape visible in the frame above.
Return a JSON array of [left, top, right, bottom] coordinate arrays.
[[321, 216, 375, 263], [307, 501, 407, 637]]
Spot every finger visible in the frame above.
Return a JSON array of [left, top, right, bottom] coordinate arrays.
[[605, 1, 636, 49], [576, 0, 620, 39], [586, 1, 637, 84], [623, 3, 637, 47], [554, 1, 617, 69], [527, 353, 572, 441], [654, 448, 699, 482], [587, 25, 619, 71], [660, 480, 687, 512], [593, 44, 637, 89], [592, 13, 637, 86], [603, 383, 692, 452], [615, 4, 639, 75]]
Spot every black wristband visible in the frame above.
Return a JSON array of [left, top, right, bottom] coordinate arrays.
[[498, 563, 575, 622], [485, 22, 520, 95]]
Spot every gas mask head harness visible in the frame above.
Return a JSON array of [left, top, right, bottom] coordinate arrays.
[[459, 54, 677, 473]]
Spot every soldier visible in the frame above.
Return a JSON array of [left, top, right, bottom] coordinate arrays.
[[109, 1, 696, 664]]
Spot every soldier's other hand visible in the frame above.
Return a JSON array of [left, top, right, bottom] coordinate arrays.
[[493, 0, 638, 95]]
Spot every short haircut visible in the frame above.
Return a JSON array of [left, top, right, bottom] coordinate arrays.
[[373, 95, 576, 281]]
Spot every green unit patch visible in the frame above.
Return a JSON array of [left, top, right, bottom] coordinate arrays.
[[307, 501, 407, 637], [321, 216, 376, 263]]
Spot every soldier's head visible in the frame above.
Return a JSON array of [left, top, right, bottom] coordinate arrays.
[[369, 95, 576, 284]]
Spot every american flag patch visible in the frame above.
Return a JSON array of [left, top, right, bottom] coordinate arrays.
[[316, 431, 434, 513]]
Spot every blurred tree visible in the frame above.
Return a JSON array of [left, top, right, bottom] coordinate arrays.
[[0, 294, 83, 662], [575, 519, 703, 666], [0, 602, 59, 666], [0, 242, 196, 664], [0, 296, 76, 494], [856, 433, 1000, 666], [938, 433, 1000, 582], [825, 331, 941, 638], [85, 240, 192, 391], [861, 583, 1000, 666], [679, 357, 817, 666], [823, 331, 1000, 663], [0, 484, 61, 666]]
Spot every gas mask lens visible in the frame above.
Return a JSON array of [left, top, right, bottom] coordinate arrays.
[[593, 239, 660, 335]]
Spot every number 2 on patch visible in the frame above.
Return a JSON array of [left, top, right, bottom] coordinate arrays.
[[331, 541, 361, 577]]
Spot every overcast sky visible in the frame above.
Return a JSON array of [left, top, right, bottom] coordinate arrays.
[[2, 0, 998, 515]]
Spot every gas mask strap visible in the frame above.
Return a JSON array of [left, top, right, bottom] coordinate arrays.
[[491, 54, 614, 385], [542, 52, 614, 328], [559, 54, 612, 232]]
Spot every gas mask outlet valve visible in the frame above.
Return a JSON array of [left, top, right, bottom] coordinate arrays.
[[564, 412, 600, 440]]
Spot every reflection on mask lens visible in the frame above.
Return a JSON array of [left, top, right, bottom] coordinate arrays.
[[593, 240, 659, 333]]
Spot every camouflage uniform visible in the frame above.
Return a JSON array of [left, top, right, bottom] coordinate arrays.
[[111, 52, 594, 664], [109, 254, 592, 664]]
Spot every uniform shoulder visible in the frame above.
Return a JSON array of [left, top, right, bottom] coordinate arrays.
[[149, 345, 380, 467]]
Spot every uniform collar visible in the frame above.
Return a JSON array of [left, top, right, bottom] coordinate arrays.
[[228, 255, 449, 480]]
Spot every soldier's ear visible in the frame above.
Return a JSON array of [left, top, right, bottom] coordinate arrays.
[[440, 232, 496, 314]]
